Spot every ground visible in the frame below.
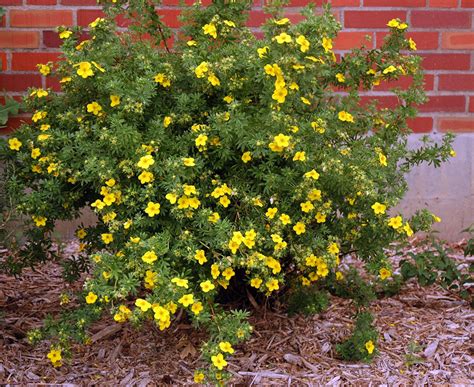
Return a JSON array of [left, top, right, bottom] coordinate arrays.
[[0, 239, 472, 385]]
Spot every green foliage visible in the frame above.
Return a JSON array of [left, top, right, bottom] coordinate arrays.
[[336, 311, 378, 361], [330, 268, 377, 307], [0, 97, 20, 128], [399, 236, 472, 300], [1, 0, 457, 382], [287, 286, 329, 316]]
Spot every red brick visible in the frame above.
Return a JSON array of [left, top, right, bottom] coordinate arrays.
[[0, 0, 21, 4], [438, 74, 474, 91], [0, 74, 42, 92], [407, 117, 433, 133], [438, 117, 474, 132], [46, 77, 61, 92], [0, 31, 40, 48], [246, 10, 271, 27], [363, 0, 425, 6], [162, 0, 211, 4], [0, 52, 6, 71], [12, 52, 61, 71], [359, 95, 399, 109], [411, 11, 471, 28], [461, 0, 474, 6], [61, 0, 98, 4], [157, 9, 181, 28], [421, 53, 470, 70], [419, 96, 466, 112], [469, 97, 474, 112], [43, 30, 62, 48], [376, 32, 439, 50], [374, 74, 434, 91], [27, 0, 57, 4], [77, 9, 105, 26], [10, 10, 73, 27], [430, 0, 458, 6], [441, 32, 474, 49], [288, 0, 360, 5], [0, 116, 31, 135], [334, 31, 373, 50], [344, 11, 406, 28]]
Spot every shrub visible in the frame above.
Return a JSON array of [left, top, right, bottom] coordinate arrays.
[[1, 0, 455, 382]]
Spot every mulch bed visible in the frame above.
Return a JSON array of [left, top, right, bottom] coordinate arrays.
[[0, 239, 472, 385]]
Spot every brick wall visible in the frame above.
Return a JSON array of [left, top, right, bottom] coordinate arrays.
[[0, 0, 473, 133]]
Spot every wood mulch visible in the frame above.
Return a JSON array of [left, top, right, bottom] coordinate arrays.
[[0, 239, 472, 386]]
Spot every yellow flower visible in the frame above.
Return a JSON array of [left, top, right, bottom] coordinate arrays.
[[336, 73, 345, 83], [257, 46, 269, 58], [38, 64, 50, 76], [222, 267, 235, 281], [273, 133, 291, 148], [219, 195, 230, 207], [403, 222, 414, 237], [103, 193, 116, 206], [32, 215, 47, 227], [191, 302, 203, 315], [178, 293, 194, 307], [195, 249, 207, 265], [300, 201, 314, 213], [304, 169, 320, 180], [200, 280, 215, 293], [195, 61, 209, 78], [76, 228, 87, 239], [171, 277, 189, 288], [219, 341, 234, 354], [365, 340, 375, 354], [388, 215, 403, 229], [8, 138, 22, 151], [59, 30, 72, 39], [383, 65, 397, 75], [163, 116, 172, 128], [76, 61, 94, 78], [89, 17, 104, 28], [202, 23, 217, 39], [328, 242, 339, 255], [272, 87, 288, 104], [266, 207, 278, 219], [196, 134, 208, 147], [250, 277, 262, 288], [274, 17, 290, 25], [154, 73, 171, 87], [266, 278, 279, 292], [107, 95, 120, 107], [293, 222, 306, 235], [315, 212, 326, 223], [183, 157, 195, 167], [208, 212, 220, 223], [408, 37, 417, 51], [137, 155, 155, 169], [145, 201, 160, 217], [138, 171, 154, 184], [241, 151, 252, 163], [371, 202, 386, 215], [87, 101, 102, 115], [211, 264, 220, 279], [296, 35, 310, 52], [336, 271, 344, 281], [275, 32, 292, 44], [32, 110, 47, 122], [208, 73, 220, 86], [142, 251, 158, 264], [379, 153, 388, 166], [308, 189, 322, 201], [322, 37, 332, 53], [135, 298, 152, 312], [47, 348, 62, 366], [293, 151, 306, 162], [40, 124, 50, 131], [432, 214, 442, 223], [338, 111, 354, 123], [279, 213, 291, 225], [211, 353, 227, 370], [101, 233, 113, 244], [85, 291, 98, 304], [379, 268, 391, 280], [194, 371, 205, 383]]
